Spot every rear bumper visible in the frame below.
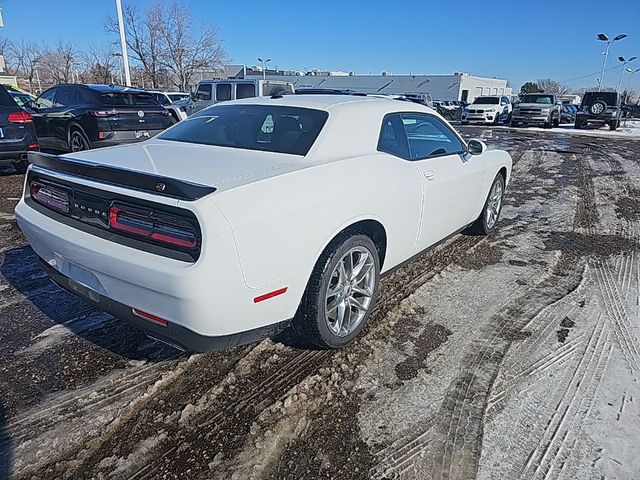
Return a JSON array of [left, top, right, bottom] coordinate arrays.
[[575, 115, 616, 124], [15, 189, 303, 347], [38, 257, 288, 352], [0, 150, 29, 166], [93, 129, 166, 147]]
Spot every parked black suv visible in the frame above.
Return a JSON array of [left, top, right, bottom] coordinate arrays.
[[0, 84, 39, 172], [575, 91, 622, 130], [31, 84, 174, 153]]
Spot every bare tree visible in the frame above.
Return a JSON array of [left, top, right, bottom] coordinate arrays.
[[157, 1, 227, 91], [536, 78, 572, 96], [81, 44, 119, 84], [106, 0, 227, 90], [7, 40, 44, 91], [37, 41, 80, 85], [105, 2, 163, 87]]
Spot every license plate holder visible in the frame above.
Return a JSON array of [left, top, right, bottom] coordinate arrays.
[[135, 130, 150, 139]]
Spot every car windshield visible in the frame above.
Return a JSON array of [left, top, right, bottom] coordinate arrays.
[[473, 97, 499, 105], [158, 104, 329, 156], [0, 86, 18, 107], [100, 92, 159, 106], [11, 92, 33, 107], [169, 94, 189, 101], [521, 94, 554, 104]]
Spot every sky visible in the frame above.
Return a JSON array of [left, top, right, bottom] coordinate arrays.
[[1, 0, 639, 92]]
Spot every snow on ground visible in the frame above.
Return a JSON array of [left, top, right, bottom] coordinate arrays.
[[457, 120, 640, 139]]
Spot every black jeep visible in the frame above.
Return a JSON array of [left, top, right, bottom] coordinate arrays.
[[575, 91, 622, 130]]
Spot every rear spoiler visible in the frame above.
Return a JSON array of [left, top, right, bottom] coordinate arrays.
[[27, 152, 216, 201]]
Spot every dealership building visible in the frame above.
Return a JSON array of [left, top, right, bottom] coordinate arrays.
[[222, 66, 512, 103]]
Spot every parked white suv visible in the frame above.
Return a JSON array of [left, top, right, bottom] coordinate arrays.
[[187, 79, 294, 116], [462, 96, 512, 125]]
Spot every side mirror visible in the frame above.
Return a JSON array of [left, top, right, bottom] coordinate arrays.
[[468, 139, 487, 155]]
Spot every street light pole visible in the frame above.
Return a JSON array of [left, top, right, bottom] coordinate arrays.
[[616, 56, 637, 93], [597, 33, 627, 91], [115, 0, 132, 86], [258, 57, 271, 80]]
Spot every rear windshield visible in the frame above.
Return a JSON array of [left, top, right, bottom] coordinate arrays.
[[0, 85, 18, 107], [159, 104, 328, 156], [169, 94, 189, 102], [583, 92, 618, 105], [521, 94, 554, 104], [473, 97, 499, 104], [100, 92, 159, 106], [262, 82, 294, 96]]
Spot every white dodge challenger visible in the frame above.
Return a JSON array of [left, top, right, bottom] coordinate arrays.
[[15, 95, 512, 351]]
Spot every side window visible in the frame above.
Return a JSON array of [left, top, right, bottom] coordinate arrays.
[[195, 84, 212, 101], [35, 88, 57, 109], [55, 88, 80, 107], [377, 114, 409, 158], [155, 93, 170, 105], [401, 114, 465, 160], [236, 83, 256, 99], [216, 83, 232, 102]]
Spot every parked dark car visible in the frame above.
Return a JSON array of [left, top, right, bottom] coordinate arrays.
[[0, 84, 39, 172], [561, 104, 577, 124], [575, 91, 622, 130], [30, 84, 174, 153]]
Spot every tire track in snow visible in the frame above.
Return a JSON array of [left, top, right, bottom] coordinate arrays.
[[516, 314, 611, 480], [593, 256, 640, 373]]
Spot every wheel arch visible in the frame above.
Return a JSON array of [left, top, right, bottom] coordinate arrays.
[[67, 121, 91, 149], [315, 217, 388, 272]]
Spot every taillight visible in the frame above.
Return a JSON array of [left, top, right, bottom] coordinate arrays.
[[30, 181, 70, 214], [109, 203, 197, 249], [8, 111, 33, 123], [90, 109, 117, 117]]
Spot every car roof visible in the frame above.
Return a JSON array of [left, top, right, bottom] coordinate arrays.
[[82, 84, 151, 93], [228, 94, 428, 112]]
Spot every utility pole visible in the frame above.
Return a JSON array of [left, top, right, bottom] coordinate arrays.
[[115, 0, 132, 86]]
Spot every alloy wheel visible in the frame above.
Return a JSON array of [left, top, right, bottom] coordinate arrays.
[[70, 132, 87, 152], [486, 178, 504, 229], [325, 246, 376, 337]]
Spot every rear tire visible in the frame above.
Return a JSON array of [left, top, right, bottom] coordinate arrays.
[[610, 120, 619, 131], [293, 233, 380, 349], [69, 128, 90, 152], [574, 119, 584, 129], [466, 173, 505, 236]]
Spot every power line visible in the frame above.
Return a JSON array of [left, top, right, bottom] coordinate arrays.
[[561, 63, 625, 84]]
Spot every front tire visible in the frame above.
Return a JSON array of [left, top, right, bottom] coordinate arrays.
[[293, 233, 380, 349], [467, 173, 505, 235]]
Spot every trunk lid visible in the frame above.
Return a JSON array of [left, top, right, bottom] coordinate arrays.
[[64, 139, 302, 189]]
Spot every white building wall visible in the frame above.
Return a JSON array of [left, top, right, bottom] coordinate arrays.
[[255, 73, 511, 102], [459, 75, 512, 102]]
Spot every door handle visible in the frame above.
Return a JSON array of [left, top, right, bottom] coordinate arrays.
[[423, 170, 435, 181]]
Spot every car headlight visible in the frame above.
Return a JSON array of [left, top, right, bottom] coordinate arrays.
[[540, 108, 551, 113]]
